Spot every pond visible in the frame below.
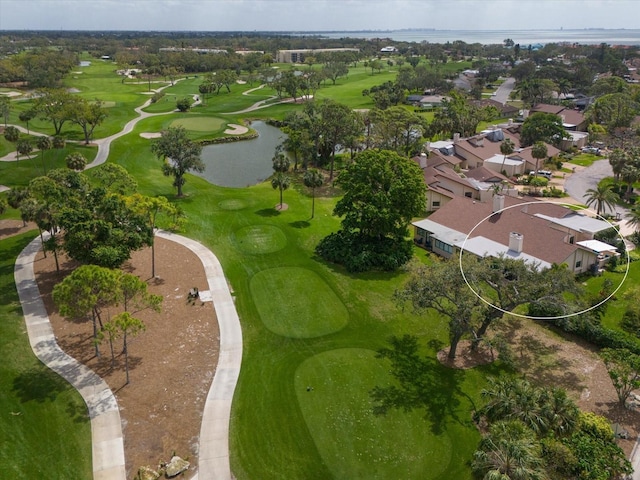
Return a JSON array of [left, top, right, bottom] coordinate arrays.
[[195, 121, 287, 188]]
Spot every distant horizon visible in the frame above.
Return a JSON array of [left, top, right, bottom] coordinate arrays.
[[4, 26, 638, 47], [2, 27, 639, 33]]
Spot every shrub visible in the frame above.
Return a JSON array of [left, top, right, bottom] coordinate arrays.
[[151, 91, 165, 103], [176, 97, 192, 112], [316, 231, 413, 273]]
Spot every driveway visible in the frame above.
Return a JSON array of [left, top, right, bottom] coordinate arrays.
[[564, 158, 636, 240], [493, 77, 515, 105]]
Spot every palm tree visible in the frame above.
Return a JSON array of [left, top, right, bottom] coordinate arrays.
[[16, 139, 33, 162], [271, 149, 291, 210], [472, 420, 546, 480], [625, 207, 640, 233], [539, 387, 579, 437], [621, 164, 639, 201], [499, 138, 515, 175], [609, 148, 628, 182], [583, 183, 620, 216], [37, 136, 53, 174], [303, 168, 324, 219], [531, 141, 548, 176], [65, 152, 88, 171], [556, 78, 571, 102]]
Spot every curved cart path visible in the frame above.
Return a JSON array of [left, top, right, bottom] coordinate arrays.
[[15, 231, 242, 480]]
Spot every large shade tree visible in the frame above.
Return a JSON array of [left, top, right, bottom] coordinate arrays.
[[395, 255, 487, 359], [520, 112, 567, 147], [316, 149, 426, 272], [151, 126, 204, 197]]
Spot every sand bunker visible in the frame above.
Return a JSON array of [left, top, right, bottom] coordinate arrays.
[[140, 132, 162, 139], [224, 123, 249, 135], [0, 91, 22, 97]]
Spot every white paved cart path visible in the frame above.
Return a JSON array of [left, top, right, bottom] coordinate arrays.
[[15, 231, 242, 480]]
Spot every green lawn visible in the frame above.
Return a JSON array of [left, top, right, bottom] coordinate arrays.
[[0, 232, 92, 478]]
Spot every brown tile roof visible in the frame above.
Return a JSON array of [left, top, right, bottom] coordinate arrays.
[[530, 103, 586, 127], [464, 166, 511, 184], [427, 196, 579, 264]]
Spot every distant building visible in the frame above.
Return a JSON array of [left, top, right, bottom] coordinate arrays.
[[275, 48, 359, 63], [380, 46, 398, 53], [159, 47, 228, 54]]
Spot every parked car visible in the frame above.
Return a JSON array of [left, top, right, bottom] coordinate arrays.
[[581, 146, 601, 155], [533, 170, 553, 179]]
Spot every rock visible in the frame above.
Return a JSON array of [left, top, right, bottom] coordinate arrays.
[[136, 465, 160, 480], [164, 456, 190, 478]]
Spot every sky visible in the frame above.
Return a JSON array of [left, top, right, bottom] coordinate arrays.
[[0, 0, 638, 32]]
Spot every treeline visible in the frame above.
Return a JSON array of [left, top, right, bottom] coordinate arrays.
[[0, 48, 78, 88]]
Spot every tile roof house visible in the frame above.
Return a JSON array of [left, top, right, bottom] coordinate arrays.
[[527, 104, 588, 131], [412, 153, 516, 212], [439, 128, 560, 176], [412, 195, 616, 274], [471, 99, 520, 118]]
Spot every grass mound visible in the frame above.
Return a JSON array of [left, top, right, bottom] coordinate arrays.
[[250, 267, 348, 338], [218, 199, 247, 211], [233, 225, 287, 255]]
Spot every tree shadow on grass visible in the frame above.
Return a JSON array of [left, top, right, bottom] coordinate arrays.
[[13, 366, 70, 403], [289, 220, 310, 229], [370, 334, 471, 435], [65, 400, 90, 424], [255, 208, 280, 217]]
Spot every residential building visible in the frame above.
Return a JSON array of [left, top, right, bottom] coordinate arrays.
[[412, 153, 516, 211], [527, 104, 588, 131], [275, 48, 359, 63], [412, 195, 616, 274], [435, 128, 560, 174]]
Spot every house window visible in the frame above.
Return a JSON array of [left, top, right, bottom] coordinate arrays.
[[465, 192, 472, 198], [432, 201, 440, 207], [434, 239, 453, 254], [569, 236, 575, 244], [576, 260, 582, 268]]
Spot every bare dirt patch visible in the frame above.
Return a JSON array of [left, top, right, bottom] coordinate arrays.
[[32, 237, 220, 478], [439, 317, 640, 456], [0, 220, 36, 240]]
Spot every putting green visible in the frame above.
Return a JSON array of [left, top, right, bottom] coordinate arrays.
[[233, 225, 286, 254], [218, 199, 247, 211], [170, 116, 226, 132], [295, 348, 450, 479], [250, 267, 348, 338]]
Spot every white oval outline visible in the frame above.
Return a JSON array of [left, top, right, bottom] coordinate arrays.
[[457, 200, 630, 320]]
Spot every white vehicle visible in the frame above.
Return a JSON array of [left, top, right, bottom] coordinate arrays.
[[533, 170, 552, 179]]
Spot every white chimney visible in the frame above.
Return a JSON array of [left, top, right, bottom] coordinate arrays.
[[508, 118, 513, 126], [492, 194, 505, 213], [509, 232, 524, 253], [453, 133, 460, 144], [419, 152, 427, 168]]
